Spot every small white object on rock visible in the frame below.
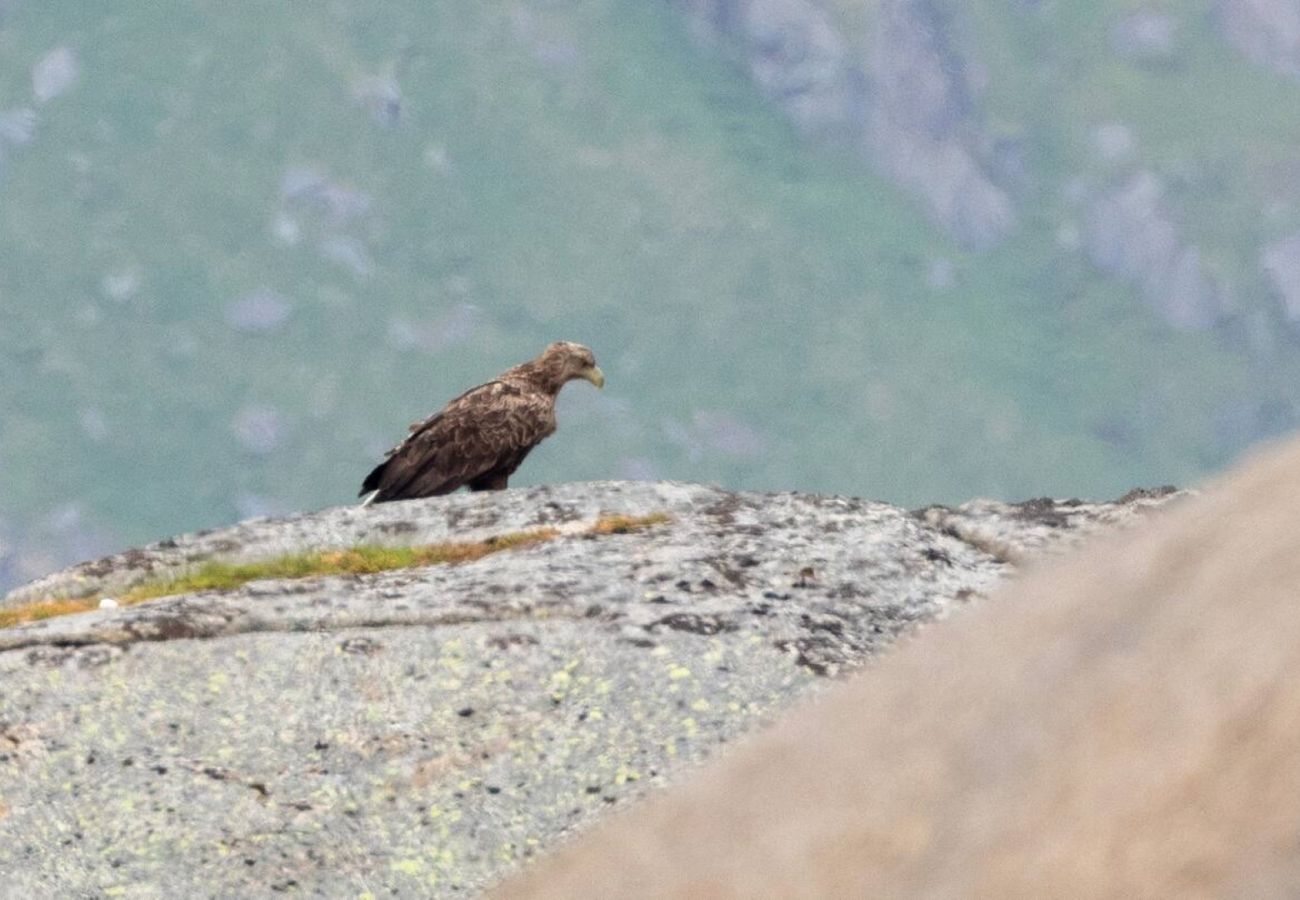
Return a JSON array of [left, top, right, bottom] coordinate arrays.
[[98, 597, 118, 609]]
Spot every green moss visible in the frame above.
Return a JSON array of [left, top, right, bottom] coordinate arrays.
[[123, 528, 562, 602]]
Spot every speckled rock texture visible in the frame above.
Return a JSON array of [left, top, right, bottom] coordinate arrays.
[[0, 481, 1183, 896], [491, 444, 1300, 900]]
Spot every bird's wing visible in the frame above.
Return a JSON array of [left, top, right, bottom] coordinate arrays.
[[363, 381, 555, 499]]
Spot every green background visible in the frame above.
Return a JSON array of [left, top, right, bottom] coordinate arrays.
[[2, 0, 1299, 581]]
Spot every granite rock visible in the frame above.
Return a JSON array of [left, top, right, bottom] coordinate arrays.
[[0, 481, 1183, 896]]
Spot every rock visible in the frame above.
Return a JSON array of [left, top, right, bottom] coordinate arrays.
[[493, 440, 1300, 900], [1262, 230, 1300, 322], [915, 485, 1184, 565], [510, 8, 584, 75], [734, 0, 858, 134], [225, 287, 292, 334], [1215, 0, 1300, 78], [1092, 121, 1136, 163], [230, 404, 284, 455], [863, 0, 1016, 249], [0, 481, 1180, 894], [270, 211, 300, 245], [384, 303, 480, 353], [676, 0, 858, 134], [78, 406, 109, 443], [1084, 171, 1227, 331], [1110, 9, 1179, 62], [31, 46, 79, 104], [926, 256, 956, 290], [99, 267, 141, 302], [351, 73, 402, 127], [318, 235, 373, 280], [0, 107, 35, 147], [673, 0, 1015, 249], [279, 166, 328, 201], [279, 167, 373, 227]]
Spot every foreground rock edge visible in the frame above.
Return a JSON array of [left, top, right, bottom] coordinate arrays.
[[491, 447, 1299, 899]]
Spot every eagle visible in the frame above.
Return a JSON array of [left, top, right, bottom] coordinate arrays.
[[359, 341, 605, 504]]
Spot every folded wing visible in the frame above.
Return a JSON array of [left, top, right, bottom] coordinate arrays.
[[360, 381, 556, 502]]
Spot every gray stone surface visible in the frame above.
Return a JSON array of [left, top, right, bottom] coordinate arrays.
[[917, 485, 1187, 565], [0, 481, 1182, 896]]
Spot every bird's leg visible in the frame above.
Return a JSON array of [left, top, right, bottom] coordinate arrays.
[[469, 473, 509, 492]]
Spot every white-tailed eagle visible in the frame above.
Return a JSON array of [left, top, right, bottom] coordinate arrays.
[[360, 341, 604, 503]]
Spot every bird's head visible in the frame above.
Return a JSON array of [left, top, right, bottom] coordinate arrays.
[[541, 341, 605, 389]]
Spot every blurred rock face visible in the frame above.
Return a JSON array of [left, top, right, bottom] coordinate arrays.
[[31, 46, 78, 104], [495, 435, 1300, 899], [1084, 171, 1226, 331], [675, 0, 1015, 249], [1111, 10, 1179, 63], [1217, 0, 1300, 78], [1263, 230, 1300, 322]]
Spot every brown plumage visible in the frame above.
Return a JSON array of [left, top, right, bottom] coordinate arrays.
[[359, 341, 605, 503]]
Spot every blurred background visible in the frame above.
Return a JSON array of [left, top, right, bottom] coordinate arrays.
[[2, 0, 1300, 591]]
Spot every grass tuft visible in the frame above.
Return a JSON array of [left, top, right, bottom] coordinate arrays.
[[0, 513, 671, 630]]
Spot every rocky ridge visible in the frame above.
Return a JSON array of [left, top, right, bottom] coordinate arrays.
[[0, 480, 1182, 895]]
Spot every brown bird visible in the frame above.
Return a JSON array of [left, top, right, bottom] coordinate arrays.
[[359, 341, 605, 504]]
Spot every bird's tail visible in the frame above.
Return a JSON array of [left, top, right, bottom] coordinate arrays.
[[359, 458, 389, 507]]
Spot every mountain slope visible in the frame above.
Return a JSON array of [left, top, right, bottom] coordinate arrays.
[[0, 0, 1296, 587]]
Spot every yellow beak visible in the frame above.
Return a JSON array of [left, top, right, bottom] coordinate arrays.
[[583, 366, 605, 389]]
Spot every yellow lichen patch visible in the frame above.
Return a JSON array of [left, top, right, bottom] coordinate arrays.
[[0, 596, 99, 630], [390, 858, 425, 877], [588, 512, 672, 535], [0, 511, 673, 629]]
